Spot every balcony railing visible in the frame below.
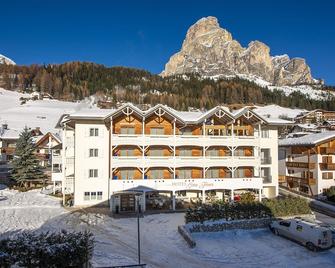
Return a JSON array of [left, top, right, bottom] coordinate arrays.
[[286, 175, 316, 185], [278, 175, 286, 183], [320, 147, 335, 155], [286, 161, 315, 169], [319, 163, 335, 170]]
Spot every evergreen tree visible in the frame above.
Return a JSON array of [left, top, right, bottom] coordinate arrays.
[[10, 127, 45, 187]]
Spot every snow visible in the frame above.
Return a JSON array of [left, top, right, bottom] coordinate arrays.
[[192, 229, 335, 267], [0, 54, 15, 65], [279, 131, 335, 147], [254, 104, 305, 120], [0, 88, 99, 136], [1, 187, 335, 267]]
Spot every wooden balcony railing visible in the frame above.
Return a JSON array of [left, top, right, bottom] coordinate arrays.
[[286, 175, 316, 185], [286, 161, 315, 169], [278, 175, 286, 183], [320, 147, 335, 155], [319, 163, 335, 170], [1, 147, 16, 155]]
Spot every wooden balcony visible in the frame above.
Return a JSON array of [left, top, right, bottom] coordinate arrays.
[[278, 175, 286, 183], [320, 147, 335, 155], [1, 147, 16, 155], [286, 161, 315, 169], [319, 163, 335, 170], [286, 175, 316, 186]]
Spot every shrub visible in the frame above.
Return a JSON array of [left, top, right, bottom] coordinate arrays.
[[185, 197, 311, 223], [0, 230, 94, 267]]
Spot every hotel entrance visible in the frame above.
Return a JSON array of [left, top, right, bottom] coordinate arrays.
[[120, 194, 135, 212]]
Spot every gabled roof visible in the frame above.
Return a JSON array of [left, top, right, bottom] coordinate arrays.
[[233, 107, 266, 124], [61, 103, 293, 126], [279, 131, 335, 147], [35, 132, 62, 147]]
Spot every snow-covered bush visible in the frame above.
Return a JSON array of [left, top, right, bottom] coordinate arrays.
[[185, 197, 311, 223], [0, 230, 94, 267]]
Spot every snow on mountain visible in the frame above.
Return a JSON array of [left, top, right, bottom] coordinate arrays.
[[0, 88, 98, 135], [207, 73, 333, 101], [0, 54, 15, 65]]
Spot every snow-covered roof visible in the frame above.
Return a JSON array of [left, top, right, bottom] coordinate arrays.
[[64, 103, 292, 126], [279, 131, 335, 147], [295, 123, 318, 129]]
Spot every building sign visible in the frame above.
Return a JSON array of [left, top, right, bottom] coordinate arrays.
[[286, 162, 310, 169], [170, 181, 215, 190]]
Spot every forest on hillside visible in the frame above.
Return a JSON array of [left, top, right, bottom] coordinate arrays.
[[0, 62, 335, 111]]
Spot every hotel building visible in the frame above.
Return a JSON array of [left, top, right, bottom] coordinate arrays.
[[279, 132, 335, 196], [54, 104, 286, 212]]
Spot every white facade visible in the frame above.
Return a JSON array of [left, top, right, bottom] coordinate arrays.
[[279, 132, 335, 196], [56, 104, 286, 211]]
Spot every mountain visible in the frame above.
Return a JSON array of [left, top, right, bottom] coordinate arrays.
[[161, 16, 319, 86], [0, 54, 15, 65]]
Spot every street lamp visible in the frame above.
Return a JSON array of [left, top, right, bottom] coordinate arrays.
[[134, 192, 142, 265]]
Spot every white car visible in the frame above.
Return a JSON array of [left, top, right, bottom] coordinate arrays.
[[269, 219, 333, 251]]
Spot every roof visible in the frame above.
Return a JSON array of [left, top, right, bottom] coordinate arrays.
[[279, 131, 335, 147], [62, 103, 292, 126]]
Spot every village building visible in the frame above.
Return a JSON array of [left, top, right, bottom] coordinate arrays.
[[279, 132, 335, 197], [55, 103, 290, 212]]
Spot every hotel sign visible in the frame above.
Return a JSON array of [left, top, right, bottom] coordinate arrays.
[[286, 162, 314, 169], [170, 181, 215, 189]]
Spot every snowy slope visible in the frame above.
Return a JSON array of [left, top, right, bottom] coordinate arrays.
[[207, 73, 334, 101], [254, 104, 305, 120], [0, 54, 15, 65], [0, 88, 98, 134]]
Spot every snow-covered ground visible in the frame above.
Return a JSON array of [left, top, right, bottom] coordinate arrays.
[[0, 88, 98, 134], [1, 187, 335, 267]]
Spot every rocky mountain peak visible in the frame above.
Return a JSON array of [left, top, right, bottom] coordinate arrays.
[[161, 17, 318, 86], [0, 54, 15, 65]]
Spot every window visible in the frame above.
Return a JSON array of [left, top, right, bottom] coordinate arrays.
[[207, 148, 219, 157], [261, 129, 269, 138], [322, 156, 332, 163], [120, 149, 134, 157], [178, 169, 192, 179], [322, 172, 333, 180], [89, 169, 98, 178], [296, 225, 303, 232], [206, 168, 219, 178], [149, 148, 163, 157], [84, 191, 102, 201], [150, 127, 164, 135], [288, 169, 294, 174], [179, 148, 192, 157], [89, 148, 99, 157], [120, 169, 135, 180], [89, 128, 99, 136], [91, 192, 97, 200], [279, 221, 291, 227], [234, 148, 244, 156], [150, 169, 164, 179], [84, 192, 90, 201], [120, 127, 135, 135], [181, 128, 193, 135]]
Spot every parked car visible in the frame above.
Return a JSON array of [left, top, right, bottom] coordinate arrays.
[[269, 219, 333, 251]]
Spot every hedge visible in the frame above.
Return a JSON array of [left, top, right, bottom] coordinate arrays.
[[185, 197, 311, 223], [0, 230, 94, 268]]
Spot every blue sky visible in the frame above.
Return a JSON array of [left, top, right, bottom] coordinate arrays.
[[1, 0, 335, 84]]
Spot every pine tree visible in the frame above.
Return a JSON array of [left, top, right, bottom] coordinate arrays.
[[10, 127, 45, 187]]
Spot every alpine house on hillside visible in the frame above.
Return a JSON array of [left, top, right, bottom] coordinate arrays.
[[279, 132, 335, 196], [54, 103, 290, 212]]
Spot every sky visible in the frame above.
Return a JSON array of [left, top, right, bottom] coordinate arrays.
[[1, 0, 335, 84]]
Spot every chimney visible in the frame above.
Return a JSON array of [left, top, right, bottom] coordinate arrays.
[[2, 124, 8, 130]]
